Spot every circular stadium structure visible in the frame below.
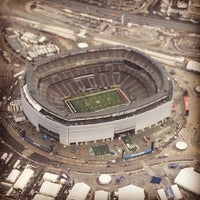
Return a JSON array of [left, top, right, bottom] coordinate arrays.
[[21, 46, 173, 145]]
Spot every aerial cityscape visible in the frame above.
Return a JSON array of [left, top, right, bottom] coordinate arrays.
[[0, 0, 199, 200]]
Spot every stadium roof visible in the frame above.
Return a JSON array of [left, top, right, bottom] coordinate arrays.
[[174, 167, 200, 195], [118, 184, 145, 200], [66, 182, 90, 200]]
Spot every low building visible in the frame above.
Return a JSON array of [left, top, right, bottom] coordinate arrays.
[[9, 99, 23, 113], [186, 0, 200, 19], [13, 112, 26, 123]]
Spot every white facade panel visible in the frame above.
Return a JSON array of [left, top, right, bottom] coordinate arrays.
[[21, 92, 39, 129], [114, 116, 136, 133], [135, 101, 172, 131], [68, 123, 114, 143], [59, 126, 69, 144], [39, 116, 60, 133]]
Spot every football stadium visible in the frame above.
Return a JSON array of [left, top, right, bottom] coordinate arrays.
[[21, 46, 173, 145]]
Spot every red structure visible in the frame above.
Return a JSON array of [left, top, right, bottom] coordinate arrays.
[[183, 95, 189, 116]]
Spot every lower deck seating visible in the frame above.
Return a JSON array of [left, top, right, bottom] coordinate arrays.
[[45, 68, 152, 108]]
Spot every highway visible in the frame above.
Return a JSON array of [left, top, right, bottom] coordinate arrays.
[[45, 0, 200, 33], [1, 0, 200, 35]]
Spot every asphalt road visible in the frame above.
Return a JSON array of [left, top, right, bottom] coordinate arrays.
[[0, 123, 25, 152]]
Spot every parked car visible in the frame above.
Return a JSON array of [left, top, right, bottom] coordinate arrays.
[[168, 162, 179, 169], [115, 175, 125, 184]]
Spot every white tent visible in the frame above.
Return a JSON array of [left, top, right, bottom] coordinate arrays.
[[42, 172, 59, 183], [186, 60, 200, 73], [77, 42, 88, 49], [66, 182, 90, 200], [94, 190, 109, 200], [157, 184, 182, 200], [6, 169, 20, 183], [1, 153, 8, 161], [33, 194, 55, 200], [98, 174, 112, 185], [174, 167, 200, 195], [195, 85, 200, 94], [39, 181, 62, 198], [13, 168, 34, 190], [118, 184, 145, 200], [175, 141, 187, 150]]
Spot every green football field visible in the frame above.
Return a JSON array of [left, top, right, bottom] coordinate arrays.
[[64, 88, 129, 113]]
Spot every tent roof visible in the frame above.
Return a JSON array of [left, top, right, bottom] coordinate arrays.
[[174, 167, 200, 195], [39, 181, 62, 197], [13, 168, 34, 190], [33, 194, 55, 200], [186, 60, 200, 73], [66, 182, 90, 200], [118, 184, 145, 200], [42, 172, 59, 182], [6, 169, 20, 183], [94, 190, 109, 200], [175, 141, 187, 150], [98, 174, 112, 185]]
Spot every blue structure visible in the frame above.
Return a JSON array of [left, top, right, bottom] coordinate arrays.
[[24, 136, 51, 153], [123, 148, 152, 160]]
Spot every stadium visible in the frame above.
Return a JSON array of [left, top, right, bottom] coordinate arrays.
[[21, 46, 173, 145]]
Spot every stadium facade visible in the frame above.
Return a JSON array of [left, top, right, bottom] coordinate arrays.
[[21, 47, 173, 145]]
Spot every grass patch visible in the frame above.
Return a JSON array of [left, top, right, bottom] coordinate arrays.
[[90, 144, 110, 156]]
